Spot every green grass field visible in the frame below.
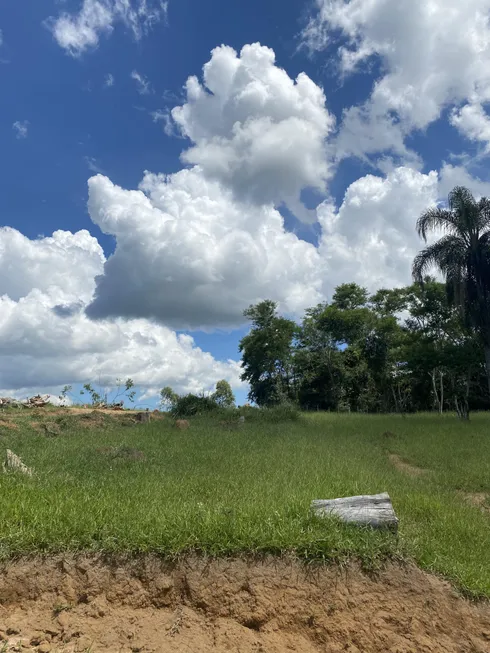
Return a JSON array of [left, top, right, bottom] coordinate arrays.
[[1, 409, 489, 598]]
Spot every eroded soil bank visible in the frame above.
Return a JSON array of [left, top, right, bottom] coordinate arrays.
[[0, 555, 489, 652]]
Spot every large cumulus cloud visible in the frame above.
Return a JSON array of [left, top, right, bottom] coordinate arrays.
[[171, 43, 335, 223], [0, 227, 242, 397], [85, 168, 324, 328], [303, 0, 490, 163]]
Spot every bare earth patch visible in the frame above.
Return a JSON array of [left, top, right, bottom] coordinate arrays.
[[389, 453, 428, 478], [0, 556, 489, 652], [459, 491, 490, 514], [0, 420, 18, 431]]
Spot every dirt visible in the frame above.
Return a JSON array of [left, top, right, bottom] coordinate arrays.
[[389, 454, 428, 478], [459, 491, 490, 514], [0, 420, 18, 430], [0, 556, 489, 652]]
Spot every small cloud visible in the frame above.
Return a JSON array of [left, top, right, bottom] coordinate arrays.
[[131, 69, 152, 95], [105, 72, 115, 87], [84, 156, 104, 174], [47, 0, 168, 57], [151, 109, 178, 137], [13, 120, 29, 139], [0, 28, 3, 47], [162, 1, 169, 24], [162, 88, 180, 103]]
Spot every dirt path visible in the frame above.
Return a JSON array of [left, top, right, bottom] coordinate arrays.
[[389, 453, 428, 477], [0, 556, 489, 652]]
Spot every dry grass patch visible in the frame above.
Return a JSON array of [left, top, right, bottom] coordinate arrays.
[[389, 453, 428, 478]]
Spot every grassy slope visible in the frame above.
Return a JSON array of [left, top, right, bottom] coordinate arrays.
[[0, 410, 489, 597]]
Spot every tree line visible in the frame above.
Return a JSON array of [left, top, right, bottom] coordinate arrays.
[[239, 186, 490, 419]]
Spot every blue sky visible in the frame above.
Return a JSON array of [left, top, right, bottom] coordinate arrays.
[[1, 0, 490, 406]]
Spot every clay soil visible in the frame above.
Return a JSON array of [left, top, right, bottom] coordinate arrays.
[[1, 556, 489, 653]]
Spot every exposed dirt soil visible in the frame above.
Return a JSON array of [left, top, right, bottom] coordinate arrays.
[[459, 491, 490, 514], [0, 420, 18, 430], [0, 556, 489, 652], [389, 454, 428, 478]]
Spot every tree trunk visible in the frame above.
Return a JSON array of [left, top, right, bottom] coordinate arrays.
[[430, 370, 442, 414], [439, 370, 444, 414], [391, 386, 399, 413], [484, 345, 490, 397]]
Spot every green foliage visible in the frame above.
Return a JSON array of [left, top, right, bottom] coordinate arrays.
[[236, 186, 490, 417], [237, 402, 300, 422], [413, 186, 490, 393], [1, 409, 490, 597], [170, 393, 219, 418], [239, 300, 298, 407], [78, 378, 136, 407], [238, 259, 490, 416], [332, 282, 369, 310], [160, 380, 236, 416], [160, 386, 179, 410], [212, 379, 236, 408]]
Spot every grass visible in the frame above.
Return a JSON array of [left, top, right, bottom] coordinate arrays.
[[0, 408, 489, 598]]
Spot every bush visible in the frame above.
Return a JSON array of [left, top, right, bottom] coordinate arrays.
[[238, 402, 300, 423], [170, 393, 220, 418]]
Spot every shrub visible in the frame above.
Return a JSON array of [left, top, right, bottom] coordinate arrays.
[[170, 393, 220, 418], [238, 402, 300, 423]]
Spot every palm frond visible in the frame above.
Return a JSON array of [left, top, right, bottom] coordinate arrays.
[[449, 186, 481, 237], [448, 186, 477, 213], [476, 197, 490, 231], [412, 235, 467, 283], [415, 207, 458, 242]]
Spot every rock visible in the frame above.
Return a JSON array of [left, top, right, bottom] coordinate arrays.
[[38, 643, 52, 653], [135, 411, 151, 423], [311, 493, 398, 530], [57, 612, 70, 629]]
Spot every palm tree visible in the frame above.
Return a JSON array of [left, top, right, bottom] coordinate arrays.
[[412, 186, 490, 394]]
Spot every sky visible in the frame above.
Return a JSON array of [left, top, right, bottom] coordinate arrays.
[[2, 0, 490, 407]]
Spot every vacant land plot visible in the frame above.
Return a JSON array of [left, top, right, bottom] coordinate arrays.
[[0, 409, 489, 599]]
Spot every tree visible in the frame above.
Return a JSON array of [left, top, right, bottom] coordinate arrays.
[[239, 300, 297, 406], [160, 386, 179, 411], [212, 380, 235, 408], [79, 378, 136, 406], [413, 186, 490, 394], [332, 283, 369, 310], [295, 303, 345, 410]]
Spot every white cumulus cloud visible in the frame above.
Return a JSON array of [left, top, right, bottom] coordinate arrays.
[[317, 166, 439, 292], [85, 168, 324, 328], [0, 227, 243, 397], [438, 163, 490, 200], [48, 0, 167, 56], [83, 43, 458, 329], [171, 43, 335, 223], [451, 103, 490, 152], [303, 0, 490, 164], [84, 164, 446, 329]]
